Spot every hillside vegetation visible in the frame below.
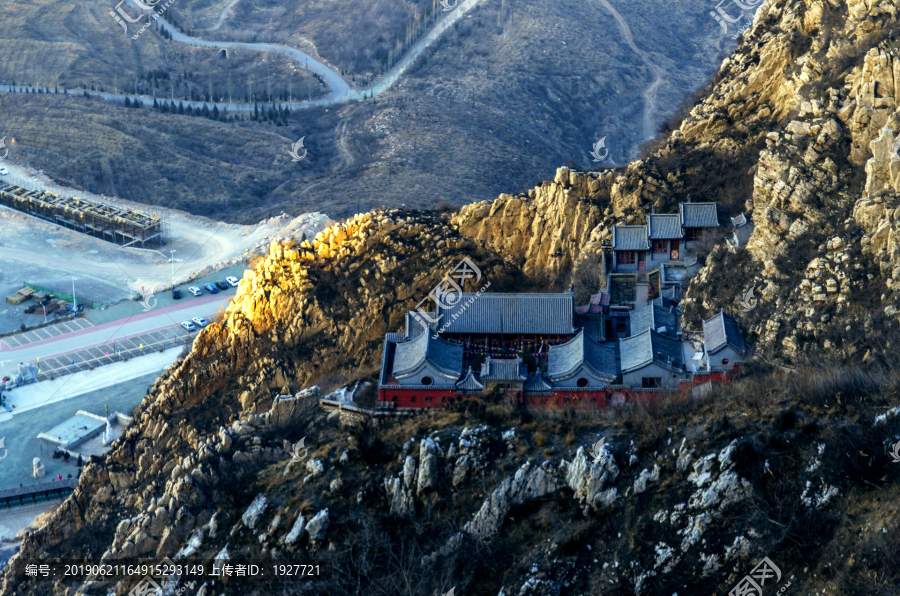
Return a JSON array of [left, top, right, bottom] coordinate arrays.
[[1, 210, 899, 595], [0, 0, 728, 219]]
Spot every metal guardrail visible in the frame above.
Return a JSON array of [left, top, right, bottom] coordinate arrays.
[[0, 478, 77, 509]]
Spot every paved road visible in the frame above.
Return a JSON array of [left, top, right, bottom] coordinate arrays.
[[0, 0, 482, 111], [23, 327, 190, 381], [1, 319, 93, 349], [0, 295, 229, 378], [0, 500, 65, 541], [0, 371, 159, 493], [157, 18, 352, 105]]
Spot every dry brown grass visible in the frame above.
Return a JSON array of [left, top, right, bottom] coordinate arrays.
[[0, 1, 325, 103], [0, 0, 727, 221]]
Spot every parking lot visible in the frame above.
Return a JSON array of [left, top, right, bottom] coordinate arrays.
[[29, 327, 193, 381], [85, 264, 246, 326], [1, 319, 93, 349]]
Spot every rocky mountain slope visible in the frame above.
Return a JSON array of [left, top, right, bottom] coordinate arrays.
[[2, 215, 899, 595], [4, 0, 900, 594], [0, 0, 726, 220], [452, 0, 900, 366]]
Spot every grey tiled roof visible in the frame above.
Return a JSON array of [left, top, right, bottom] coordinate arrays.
[[379, 332, 406, 385], [629, 304, 679, 338], [612, 225, 650, 250], [574, 315, 605, 342], [731, 212, 748, 228], [547, 329, 617, 381], [405, 311, 434, 339], [652, 294, 678, 308], [680, 202, 718, 228], [619, 328, 684, 373], [702, 311, 747, 355], [524, 374, 553, 392], [435, 292, 575, 335], [481, 356, 528, 381], [392, 331, 464, 379], [648, 214, 683, 239], [456, 367, 484, 390]]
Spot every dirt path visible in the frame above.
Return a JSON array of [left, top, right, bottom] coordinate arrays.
[[337, 121, 354, 166], [595, 0, 665, 141], [205, 0, 243, 31]]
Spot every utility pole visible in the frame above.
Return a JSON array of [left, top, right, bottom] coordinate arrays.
[[72, 277, 76, 311], [170, 250, 176, 287]]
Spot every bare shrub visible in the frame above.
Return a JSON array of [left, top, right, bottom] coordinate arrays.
[[568, 252, 603, 305]]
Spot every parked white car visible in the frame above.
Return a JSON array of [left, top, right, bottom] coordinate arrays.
[[180, 321, 196, 331], [226, 276, 239, 287], [0, 167, 8, 175], [191, 317, 209, 327], [188, 286, 202, 296]]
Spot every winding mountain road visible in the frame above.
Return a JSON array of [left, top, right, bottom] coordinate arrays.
[[0, 0, 482, 112], [3, 0, 661, 139], [158, 18, 352, 105], [206, 0, 243, 31], [595, 0, 665, 141]]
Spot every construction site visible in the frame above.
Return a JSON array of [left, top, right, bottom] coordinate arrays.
[[0, 182, 167, 249]]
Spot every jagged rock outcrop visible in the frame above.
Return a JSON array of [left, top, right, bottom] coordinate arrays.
[[564, 445, 619, 510], [463, 460, 560, 540], [384, 456, 418, 516], [7, 1, 900, 594], [452, 168, 605, 278]]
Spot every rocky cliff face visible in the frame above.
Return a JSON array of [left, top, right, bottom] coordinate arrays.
[[0, 210, 528, 595], [6, 0, 900, 594], [455, 0, 900, 365]]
